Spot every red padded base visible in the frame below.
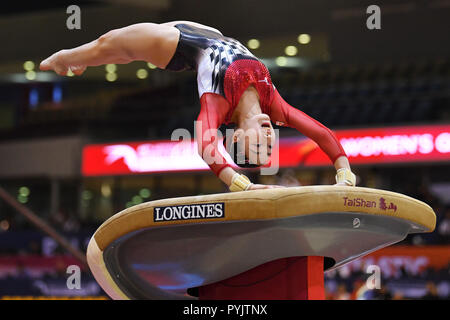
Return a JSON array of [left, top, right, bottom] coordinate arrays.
[[198, 256, 325, 300]]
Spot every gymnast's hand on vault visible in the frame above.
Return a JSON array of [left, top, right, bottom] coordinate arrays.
[[334, 182, 350, 186], [248, 184, 285, 190]]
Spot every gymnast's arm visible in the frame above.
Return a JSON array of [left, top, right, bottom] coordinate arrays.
[[196, 94, 234, 186], [39, 23, 178, 75], [270, 88, 356, 186], [197, 93, 282, 190]]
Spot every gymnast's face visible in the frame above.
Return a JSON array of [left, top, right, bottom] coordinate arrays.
[[234, 113, 275, 166]]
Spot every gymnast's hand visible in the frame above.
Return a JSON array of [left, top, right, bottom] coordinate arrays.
[[334, 168, 357, 187], [334, 157, 356, 187], [40, 50, 87, 76], [248, 184, 285, 190]]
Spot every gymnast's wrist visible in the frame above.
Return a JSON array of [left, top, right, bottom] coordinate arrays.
[[335, 168, 356, 186], [229, 173, 253, 192]]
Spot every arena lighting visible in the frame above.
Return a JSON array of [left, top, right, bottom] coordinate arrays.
[[139, 188, 151, 198], [147, 62, 157, 69], [105, 64, 117, 73], [126, 201, 134, 208], [29, 89, 39, 108], [66, 69, 75, 77], [247, 39, 260, 49], [105, 64, 117, 82], [132, 195, 143, 204], [106, 72, 117, 82], [19, 187, 30, 197], [8, 72, 56, 83], [136, 68, 148, 79], [25, 70, 36, 81], [23, 61, 34, 71], [52, 85, 63, 103], [81, 124, 450, 176], [261, 57, 306, 69], [298, 34, 311, 44], [285, 46, 298, 56], [101, 183, 112, 198], [275, 56, 287, 67], [17, 195, 28, 204]]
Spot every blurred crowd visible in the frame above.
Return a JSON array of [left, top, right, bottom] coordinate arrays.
[[324, 263, 450, 300]]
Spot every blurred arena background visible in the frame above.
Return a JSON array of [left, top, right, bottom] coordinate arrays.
[[0, 0, 449, 300]]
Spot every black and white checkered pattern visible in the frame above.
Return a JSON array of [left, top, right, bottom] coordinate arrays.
[[170, 24, 258, 98], [209, 38, 253, 92], [197, 36, 256, 98]]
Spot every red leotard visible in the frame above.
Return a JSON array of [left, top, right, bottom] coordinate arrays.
[[165, 23, 346, 176], [197, 88, 346, 176]]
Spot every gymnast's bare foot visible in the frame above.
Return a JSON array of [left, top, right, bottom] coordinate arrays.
[[40, 50, 86, 76]]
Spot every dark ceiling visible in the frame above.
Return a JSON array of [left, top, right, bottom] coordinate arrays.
[[0, 0, 449, 67]]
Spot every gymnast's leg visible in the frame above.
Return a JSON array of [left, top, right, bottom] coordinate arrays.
[[39, 23, 180, 76]]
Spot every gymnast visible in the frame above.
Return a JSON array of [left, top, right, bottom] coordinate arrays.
[[40, 21, 356, 192]]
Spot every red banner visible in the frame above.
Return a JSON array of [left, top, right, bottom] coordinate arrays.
[[82, 124, 450, 176], [294, 124, 450, 167]]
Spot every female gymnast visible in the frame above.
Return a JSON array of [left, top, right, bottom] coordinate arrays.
[[40, 21, 356, 192]]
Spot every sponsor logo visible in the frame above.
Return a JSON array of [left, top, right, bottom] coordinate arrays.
[[379, 197, 397, 212], [258, 77, 270, 86], [343, 197, 376, 208], [154, 202, 225, 222], [342, 197, 398, 212]]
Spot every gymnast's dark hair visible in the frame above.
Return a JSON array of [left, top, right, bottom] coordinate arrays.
[[224, 138, 260, 169]]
